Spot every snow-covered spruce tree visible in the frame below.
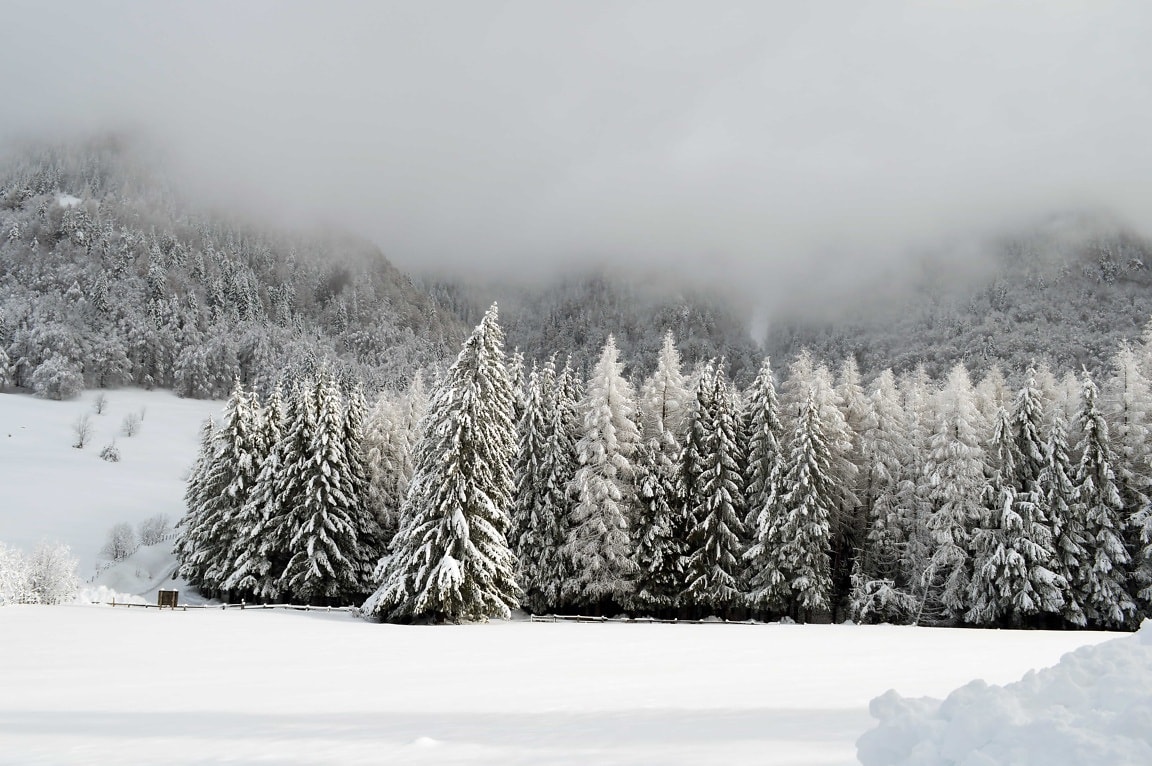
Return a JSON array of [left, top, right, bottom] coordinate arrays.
[[275, 374, 369, 604], [975, 365, 1010, 450], [850, 369, 917, 624], [1074, 371, 1138, 628], [632, 335, 692, 615], [365, 305, 520, 623], [772, 390, 837, 621], [743, 358, 792, 618], [173, 417, 219, 591], [809, 361, 858, 616], [561, 336, 640, 614], [173, 383, 261, 597], [896, 365, 938, 622], [631, 430, 687, 616], [639, 332, 694, 443], [682, 365, 747, 617], [521, 357, 582, 613], [922, 364, 988, 623], [226, 381, 319, 601], [511, 360, 564, 613], [1043, 407, 1089, 627], [1103, 343, 1152, 604], [200, 382, 264, 594], [363, 375, 426, 549], [511, 362, 553, 562], [344, 385, 386, 594], [968, 367, 1065, 628], [835, 356, 875, 614]]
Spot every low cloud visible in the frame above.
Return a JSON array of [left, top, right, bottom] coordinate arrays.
[[3, 1, 1151, 306]]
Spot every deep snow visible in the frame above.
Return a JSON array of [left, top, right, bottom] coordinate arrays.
[[0, 606, 1117, 765], [858, 620, 1152, 765]]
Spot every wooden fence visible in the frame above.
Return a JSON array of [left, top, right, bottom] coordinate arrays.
[[106, 600, 359, 614]]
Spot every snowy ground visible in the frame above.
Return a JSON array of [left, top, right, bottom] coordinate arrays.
[[0, 389, 222, 575], [0, 607, 1117, 765]]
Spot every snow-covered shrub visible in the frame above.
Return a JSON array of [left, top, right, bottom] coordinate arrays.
[[99, 441, 121, 462], [0, 542, 78, 605], [30, 353, 84, 400], [0, 542, 30, 605], [100, 522, 137, 561], [849, 576, 918, 625], [138, 513, 170, 545], [92, 392, 108, 414], [121, 411, 141, 437], [25, 543, 79, 605]]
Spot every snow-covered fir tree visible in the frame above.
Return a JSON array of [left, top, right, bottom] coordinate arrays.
[[365, 305, 520, 622], [966, 370, 1065, 627], [363, 374, 426, 548], [511, 362, 553, 562], [524, 358, 582, 613], [343, 385, 385, 593], [173, 417, 220, 591], [772, 390, 837, 620], [272, 375, 367, 603], [173, 383, 260, 597], [226, 381, 320, 600], [896, 364, 937, 622], [632, 335, 692, 614], [743, 358, 791, 617], [511, 360, 568, 614], [850, 369, 917, 623], [562, 336, 640, 613], [1043, 406, 1089, 627], [922, 364, 988, 623], [682, 364, 747, 616], [639, 332, 694, 442], [1075, 371, 1138, 627], [1104, 344, 1152, 596]]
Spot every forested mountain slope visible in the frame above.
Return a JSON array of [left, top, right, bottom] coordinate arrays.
[[429, 273, 765, 384], [0, 140, 464, 400], [764, 220, 1152, 380]]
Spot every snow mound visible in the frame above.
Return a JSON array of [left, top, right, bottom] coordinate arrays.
[[75, 585, 146, 605], [857, 621, 1152, 765], [56, 194, 81, 208]]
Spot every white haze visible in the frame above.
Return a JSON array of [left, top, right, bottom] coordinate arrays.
[[2, 1, 1151, 306]]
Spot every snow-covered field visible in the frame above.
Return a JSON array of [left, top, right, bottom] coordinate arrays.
[[0, 606, 1119, 765], [0, 389, 221, 575]]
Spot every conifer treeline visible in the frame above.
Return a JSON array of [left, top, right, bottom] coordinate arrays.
[[177, 305, 1152, 628]]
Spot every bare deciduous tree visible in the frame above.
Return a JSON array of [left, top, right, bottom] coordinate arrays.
[[138, 514, 171, 546], [72, 414, 93, 449], [92, 392, 108, 414], [122, 412, 141, 437], [100, 522, 137, 562]]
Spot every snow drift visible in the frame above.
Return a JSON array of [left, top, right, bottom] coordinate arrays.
[[858, 620, 1152, 765]]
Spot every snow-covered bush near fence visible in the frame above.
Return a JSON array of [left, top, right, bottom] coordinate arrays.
[[857, 621, 1152, 765]]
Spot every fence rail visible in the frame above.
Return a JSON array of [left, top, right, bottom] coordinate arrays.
[[106, 601, 360, 614], [531, 614, 763, 625]]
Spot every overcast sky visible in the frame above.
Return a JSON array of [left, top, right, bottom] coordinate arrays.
[[3, 1, 1151, 302]]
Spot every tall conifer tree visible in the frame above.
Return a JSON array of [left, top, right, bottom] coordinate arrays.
[[366, 305, 520, 622]]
